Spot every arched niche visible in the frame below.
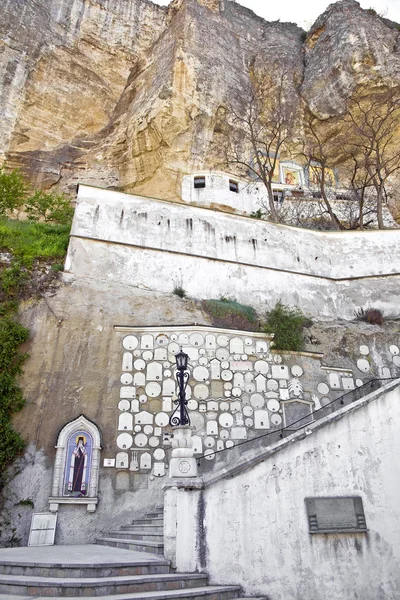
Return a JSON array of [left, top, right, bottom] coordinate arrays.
[[49, 415, 101, 513]]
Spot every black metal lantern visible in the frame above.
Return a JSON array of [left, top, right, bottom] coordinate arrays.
[[169, 347, 191, 427], [175, 348, 189, 371]]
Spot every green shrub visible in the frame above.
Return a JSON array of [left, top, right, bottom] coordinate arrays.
[[25, 190, 74, 225], [202, 297, 259, 331], [0, 317, 29, 486], [264, 301, 308, 351], [0, 164, 28, 217]]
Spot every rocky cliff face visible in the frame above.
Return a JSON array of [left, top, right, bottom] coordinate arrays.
[[1, 0, 399, 199]]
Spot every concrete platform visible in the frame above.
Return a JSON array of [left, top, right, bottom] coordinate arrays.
[[0, 545, 167, 567]]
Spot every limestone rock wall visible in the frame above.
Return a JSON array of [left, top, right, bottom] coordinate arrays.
[[1, 0, 400, 200]]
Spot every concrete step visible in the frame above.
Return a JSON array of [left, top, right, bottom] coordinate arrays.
[[108, 531, 164, 543], [0, 572, 208, 596], [0, 585, 242, 600], [144, 512, 163, 518], [120, 525, 163, 534], [96, 538, 164, 555], [0, 558, 170, 578], [132, 518, 164, 526]]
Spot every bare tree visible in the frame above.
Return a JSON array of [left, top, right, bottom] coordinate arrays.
[[302, 112, 346, 230], [220, 62, 299, 222], [345, 88, 400, 229]]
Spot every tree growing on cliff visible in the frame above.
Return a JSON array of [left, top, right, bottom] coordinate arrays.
[[344, 88, 400, 229], [220, 63, 299, 222], [301, 112, 346, 230]]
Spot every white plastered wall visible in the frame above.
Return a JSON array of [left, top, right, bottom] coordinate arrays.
[[65, 185, 400, 319]]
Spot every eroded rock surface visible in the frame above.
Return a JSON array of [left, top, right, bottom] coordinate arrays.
[[1, 0, 399, 199]]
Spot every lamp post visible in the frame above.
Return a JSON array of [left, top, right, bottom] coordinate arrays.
[[168, 347, 197, 478], [169, 348, 190, 427]]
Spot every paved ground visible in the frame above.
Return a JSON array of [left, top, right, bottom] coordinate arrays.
[[0, 544, 165, 566]]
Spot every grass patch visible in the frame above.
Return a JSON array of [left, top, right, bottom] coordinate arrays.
[[202, 297, 259, 331], [0, 219, 70, 267], [264, 301, 309, 351]]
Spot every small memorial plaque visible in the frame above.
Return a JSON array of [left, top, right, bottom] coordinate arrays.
[[305, 496, 367, 534], [103, 458, 115, 467]]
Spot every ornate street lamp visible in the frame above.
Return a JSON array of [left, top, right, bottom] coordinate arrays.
[[169, 347, 191, 427]]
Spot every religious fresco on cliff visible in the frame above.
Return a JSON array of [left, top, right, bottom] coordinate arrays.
[[63, 431, 93, 496], [282, 166, 301, 186], [308, 165, 336, 187]]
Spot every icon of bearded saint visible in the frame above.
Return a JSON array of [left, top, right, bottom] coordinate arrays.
[[67, 436, 88, 494]]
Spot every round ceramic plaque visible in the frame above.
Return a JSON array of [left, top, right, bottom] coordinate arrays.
[[390, 345, 400, 355], [199, 357, 208, 366], [156, 334, 169, 346], [359, 345, 369, 356], [142, 351, 153, 361], [221, 370, 233, 381], [116, 433, 133, 449], [123, 336, 138, 351], [250, 394, 264, 409], [144, 425, 153, 435], [155, 412, 169, 427], [149, 436, 159, 447], [220, 401, 230, 412], [194, 384, 208, 399], [271, 413, 282, 426], [205, 436, 216, 448], [193, 366, 209, 382], [188, 399, 198, 411], [153, 448, 165, 460], [357, 359, 370, 373], [225, 441, 234, 449], [220, 429, 229, 440], [134, 433, 148, 447], [232, 387, 242, 397], [217, 335, 229, 347], [139, 394, 147, 404], [133, 359, 146, 371], [317, 382, 330, 394], [134, 425, 141, 432], [168, 342, 180, 355], [255, 360, 269, 375], [267, 379, 278, 391], [216, 348, 230, 361], [267, 399, 280, 413], [145, 382, 161, 398], [245, 337, 253, 346], [190, 333, 204, 347], [243, 405, 253, 417], [205, 449, 216, 460], [120, 373, 133, 385], [189, 412, 205, 433], [219, 413, 233, 428], [245, 418, 254, 427], [118, 400, 130, 411], [291, 365, 303, 377]]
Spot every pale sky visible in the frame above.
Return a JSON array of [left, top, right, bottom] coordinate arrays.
[[153, 0, 400, 30]]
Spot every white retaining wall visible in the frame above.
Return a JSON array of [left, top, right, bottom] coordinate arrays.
[[65, 185, 400, 319], [165, 380, 400, 600]]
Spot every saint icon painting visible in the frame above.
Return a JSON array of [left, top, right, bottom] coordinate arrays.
[[64, 431, 93, 496]]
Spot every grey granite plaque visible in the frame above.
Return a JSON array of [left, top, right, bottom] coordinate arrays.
[[305, 496, 367, 534]]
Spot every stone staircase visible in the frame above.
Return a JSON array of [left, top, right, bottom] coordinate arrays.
[[96, 508, 165, 555], [0, 507, 265, 599]]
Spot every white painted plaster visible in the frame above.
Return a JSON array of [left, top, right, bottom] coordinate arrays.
[[199, 383, 400, 600], [66, 186, 400, 320]]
